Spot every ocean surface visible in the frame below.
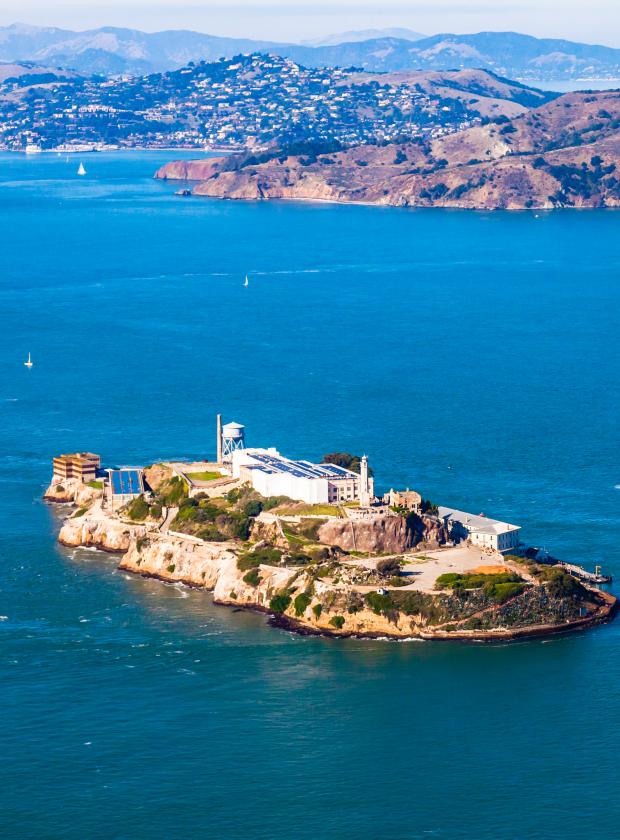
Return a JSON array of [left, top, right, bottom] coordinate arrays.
[[1, 151, 619, 839]]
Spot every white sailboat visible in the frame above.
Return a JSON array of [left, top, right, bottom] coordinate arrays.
[[77, 161, 86, 176], [243, 275, 249, 287], [24, 353, 33, 368]]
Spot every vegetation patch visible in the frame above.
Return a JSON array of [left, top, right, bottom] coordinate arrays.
[[269, 593, 292, 614], [87, 480, 103, 489], [329, 615, 345, 630], [126, 496, 150, 521], [237, 546, 282, 571], [243, 568, 261, 586], [186, 470, 223, 482], [293, 592, 312, 617]]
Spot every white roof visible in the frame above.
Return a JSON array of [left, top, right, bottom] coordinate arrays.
[[438, 506, 520, 536]]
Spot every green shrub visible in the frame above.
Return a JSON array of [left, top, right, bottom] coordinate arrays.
[[294, 592, 312, 616], [127, 496, 150, 521], [158, 476, 188, 506], [237, 547, 282, 571], [149, 502, 163, 520], [243, 568, 261, 586], [329, 615, 345, 630], [87, 480, 103, 489], [269, 593, 291, 614], [196, 524, 226, 542], [72, 506, 88, 518], [136, 537, 149, 551], [484, 581, 526, 603], [56, 484, 65, 493], [546, 570, 587, 599], [312, 604, 322, 619], [243, 500, 263, 518], [166, 564, 176, 573], [365, 591, 394, 615], [388, 576, 408, 587], [435, 572, 522, 591]]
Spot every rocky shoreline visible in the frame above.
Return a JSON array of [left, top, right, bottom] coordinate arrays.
[[47, 479, 617, 643], [156, 90, 620, 211]]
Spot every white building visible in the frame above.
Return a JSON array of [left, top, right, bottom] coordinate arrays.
[[231, 448, 373, 505], [438, 506, 521, 554]]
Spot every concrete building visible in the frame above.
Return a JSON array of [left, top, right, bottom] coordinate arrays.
[[438, 506, 521, 553], [52, 452, 100, 484], [231, 448, 374, 505], [384, 488, 422, 513]]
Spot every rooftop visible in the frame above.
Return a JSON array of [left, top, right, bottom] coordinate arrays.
[[437, 506, 520, 536], [243, 451, 358, 482]]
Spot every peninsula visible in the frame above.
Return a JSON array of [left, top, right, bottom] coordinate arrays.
[[45, 419, 616, 642], [156, 89, 620, 209]]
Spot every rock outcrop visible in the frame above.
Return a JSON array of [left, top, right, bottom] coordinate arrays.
[[58, 509, 144, 553], [44, 479, 100, 507], [317, 512, 447, 553]]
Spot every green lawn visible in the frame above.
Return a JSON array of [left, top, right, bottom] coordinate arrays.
[[276, 504, 343, 518], [87, 480, 103, 489], [186, 470, 223, 483]]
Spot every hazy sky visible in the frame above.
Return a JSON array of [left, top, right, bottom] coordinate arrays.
[[2, 0, 620, 47]]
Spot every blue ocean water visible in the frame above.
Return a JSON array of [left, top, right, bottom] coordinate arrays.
[[1, 152, 619, 839]]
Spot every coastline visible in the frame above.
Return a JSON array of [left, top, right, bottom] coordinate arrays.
[[46, 479, 618, 644]]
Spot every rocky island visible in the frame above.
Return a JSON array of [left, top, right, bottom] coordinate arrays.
[[45, 430, 616, 642], [156, 89, 620, 210]]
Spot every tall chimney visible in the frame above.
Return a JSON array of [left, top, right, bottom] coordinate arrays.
[[216, 414, 223, 463]]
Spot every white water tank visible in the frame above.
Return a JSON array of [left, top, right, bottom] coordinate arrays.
[[222, 422, 245, 440], [221, 422, 245, 462]]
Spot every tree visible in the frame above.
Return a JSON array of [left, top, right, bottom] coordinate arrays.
[[376, 557, 402, 577]]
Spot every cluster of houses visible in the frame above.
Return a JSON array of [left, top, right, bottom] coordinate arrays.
[[1, 53, 481, 152]]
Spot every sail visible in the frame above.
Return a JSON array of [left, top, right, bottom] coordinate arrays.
[[78, 162, 86, 176]]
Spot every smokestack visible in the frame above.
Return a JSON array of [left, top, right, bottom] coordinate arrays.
[[216, 414, 222, 464]]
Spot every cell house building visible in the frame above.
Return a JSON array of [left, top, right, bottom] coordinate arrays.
[[231, 448, 374, 505]]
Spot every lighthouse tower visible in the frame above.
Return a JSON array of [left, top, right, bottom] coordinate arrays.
[[359, 455, 372, 508]]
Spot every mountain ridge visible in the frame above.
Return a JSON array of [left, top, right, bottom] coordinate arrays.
[[1, 23, 619, 79]]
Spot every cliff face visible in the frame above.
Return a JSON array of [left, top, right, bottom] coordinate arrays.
[[44, 479, 100, 507], [156, 91, 620, 210], [59, 510, 144, 552], [316, 512, 447, 553], [52, 502, 616, 641]]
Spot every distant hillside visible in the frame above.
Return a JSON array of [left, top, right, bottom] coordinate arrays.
[[0, 55, 553, 152], [284, 32, 620, 81], [157, 90, 620, 210], [302, 29, 425, 47], [1, 23, 620, 80], [0, 23, 280, 75]]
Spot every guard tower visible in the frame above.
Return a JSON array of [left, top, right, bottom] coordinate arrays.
[[359, 454, 372, 508], [221, 421, 245, 464]]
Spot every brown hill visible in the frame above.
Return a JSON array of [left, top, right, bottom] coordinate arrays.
[[156, 90, 620, 210]]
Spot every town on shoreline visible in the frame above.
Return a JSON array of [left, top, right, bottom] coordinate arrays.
[[45, 417, 616, 642]]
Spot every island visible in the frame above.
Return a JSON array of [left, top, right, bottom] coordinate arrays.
[[156, 89, 620, 210], [44, 420, 616, 642]]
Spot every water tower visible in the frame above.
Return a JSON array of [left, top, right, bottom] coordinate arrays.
[[221, 421, 245, 464]]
